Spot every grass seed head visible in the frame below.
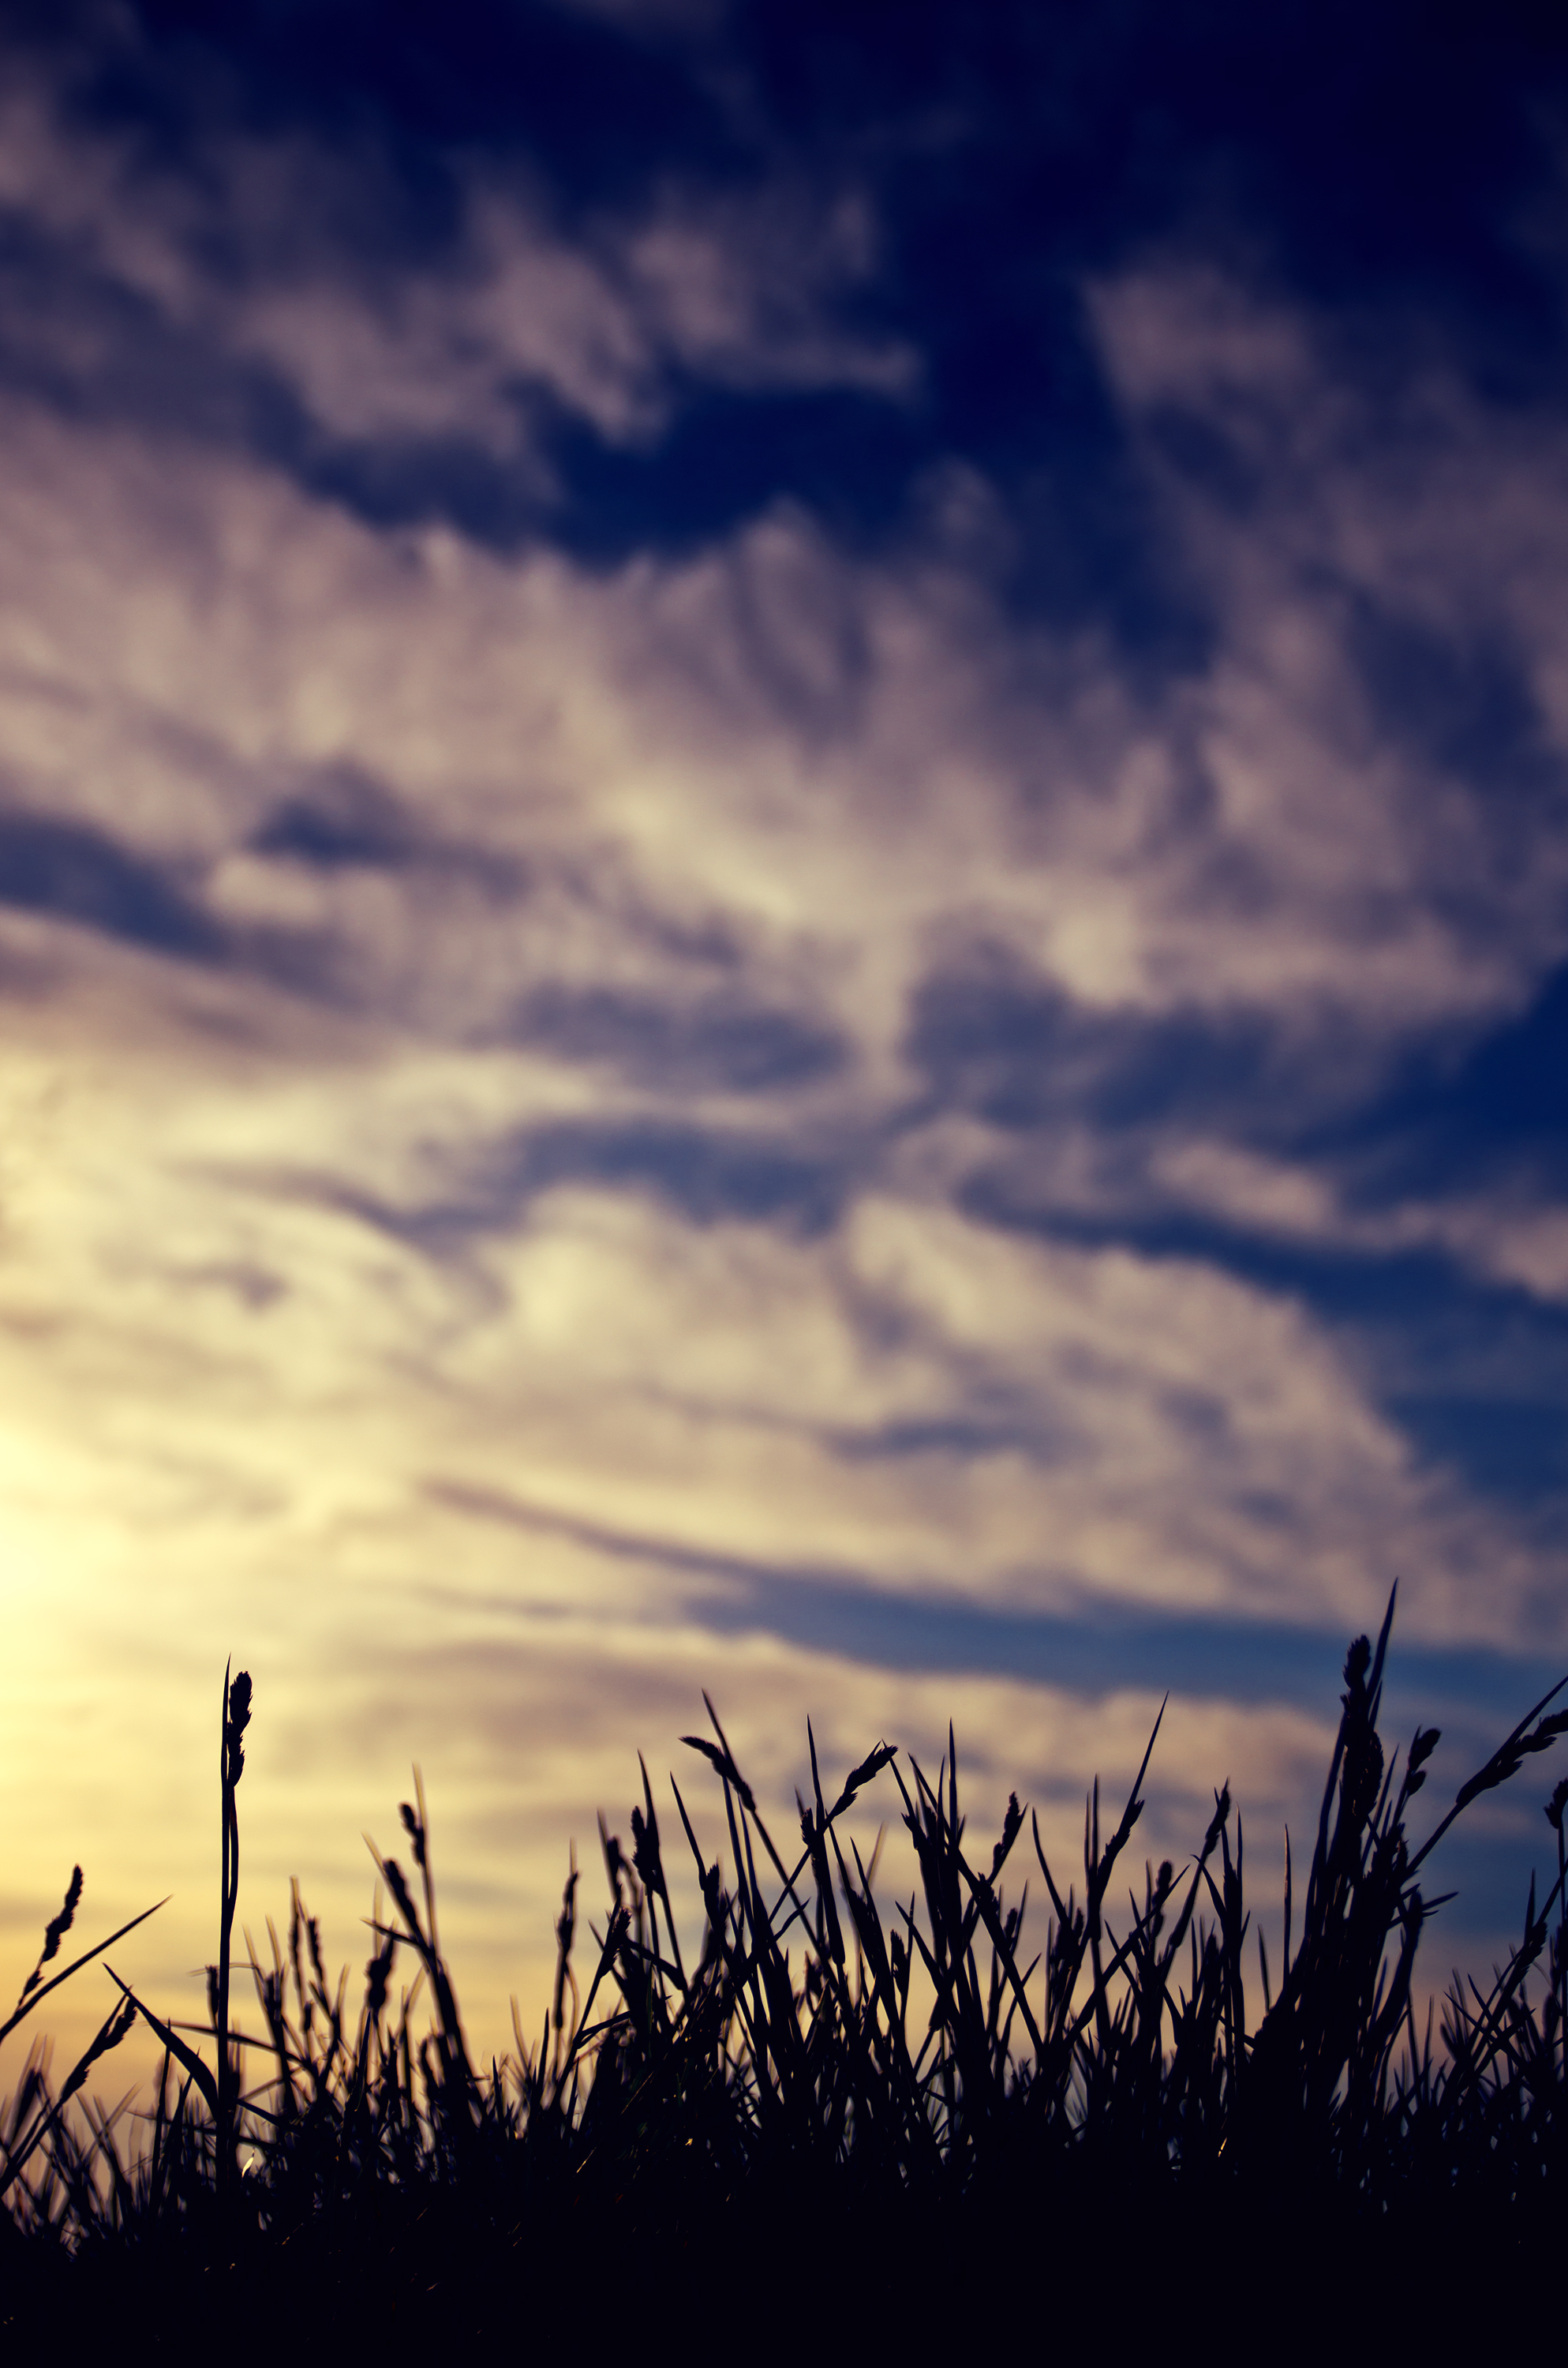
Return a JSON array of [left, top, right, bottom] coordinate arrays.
[[17, 1869, 84, 2006]]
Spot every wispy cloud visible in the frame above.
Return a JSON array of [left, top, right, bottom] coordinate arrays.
[[2, 13, 1566, 2090], [0, 23, 915, 507]]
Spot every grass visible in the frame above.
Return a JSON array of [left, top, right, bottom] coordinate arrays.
[[4, 1587, 1568, 2352]]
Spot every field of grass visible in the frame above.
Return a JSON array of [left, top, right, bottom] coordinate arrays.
[[4, 1592, 1567, 2353]]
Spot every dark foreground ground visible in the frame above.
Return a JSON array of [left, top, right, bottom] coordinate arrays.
[[4, 2170, 1559, 2359]]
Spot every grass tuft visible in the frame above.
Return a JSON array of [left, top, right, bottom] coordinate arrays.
[[4, 1591, 1568, 2350]]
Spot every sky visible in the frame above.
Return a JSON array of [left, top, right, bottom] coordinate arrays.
[[3, 0, 1568, 2101]]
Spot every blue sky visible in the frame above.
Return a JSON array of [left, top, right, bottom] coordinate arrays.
[[2, 0, 1566, 2078]]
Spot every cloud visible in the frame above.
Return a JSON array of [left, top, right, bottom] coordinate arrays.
[[0, 810, 223, 957], [4, 103, 1568, 2104], [0, 21, 916, 506], [2, 237, 1566, 1657], [506, 983, 847, 1092], [1086, 260, 1568, 990]]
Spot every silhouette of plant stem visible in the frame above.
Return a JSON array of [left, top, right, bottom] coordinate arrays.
[[4, 1596, 1568, 2340]]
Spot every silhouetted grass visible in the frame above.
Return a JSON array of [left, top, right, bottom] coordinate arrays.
[[4, 1589, 1567, 2352]]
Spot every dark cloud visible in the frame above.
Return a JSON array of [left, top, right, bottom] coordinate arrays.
[[0, 212, 557, 546], [705, 1569, 1566, 1737], [8, 1, 1564, 636], [0, 214, 291, 451], [485, 1116, 848, 1230], [425, 1472, 1565, 1724], [826, 1412, 1078, 1469], [252, 775, 423, 871], [281, 433, 548, 549], [167, 1258, 288, 1310], [288, 1115, 852, 1253], [0, 811, 223, 957], [904, 947, 1286, 1137], [1352, 600, 1566, 825], [960, 1168, 1568, 1522], [510, 983, 846, 1093], [501, 1116, 849, 1230], [906, 937, 1568, 1519]]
